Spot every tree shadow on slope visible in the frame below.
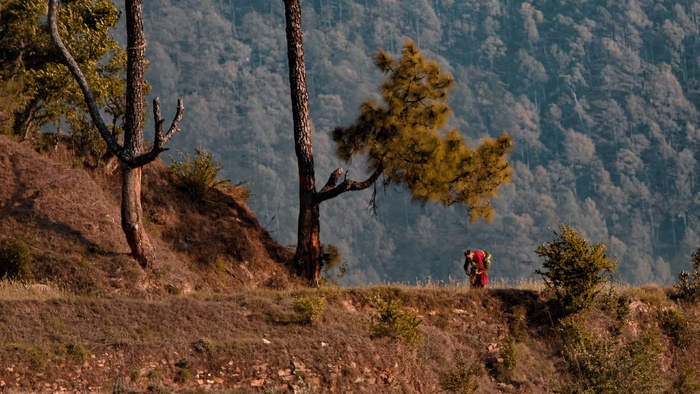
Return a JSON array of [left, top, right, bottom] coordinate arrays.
[[141, 161, 299, 290], [489, 288, 556, 336]]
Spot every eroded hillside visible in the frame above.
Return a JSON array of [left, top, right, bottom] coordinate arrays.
[[0, 135, 298, 296]]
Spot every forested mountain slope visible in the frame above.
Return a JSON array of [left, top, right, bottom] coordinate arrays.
[[137, 0, 700, 285]]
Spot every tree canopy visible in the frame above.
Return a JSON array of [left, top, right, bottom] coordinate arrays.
[[0, 0, 125, 160], [333, 40, 512, 221]]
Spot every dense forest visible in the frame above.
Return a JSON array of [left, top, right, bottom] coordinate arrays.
[[130, 0, 700, 284], [104, 0, 700, 284]]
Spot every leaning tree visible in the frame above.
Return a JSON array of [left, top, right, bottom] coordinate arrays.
[[48, 0, 183, 268], [1, 0, 126, 150], [283, 0, 513, 285]]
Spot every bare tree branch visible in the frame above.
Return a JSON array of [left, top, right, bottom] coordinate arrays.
[[49, 0, 184, 169], [164, 98, 185, 143], [47, 0, 126, 161], [153, 97, 184, 149], [152, 97, 165, 143], [368, 183, 379, 217], [314, 164, 384, 204], [320, 168, 344, 192], [130, 97, 184, 167]]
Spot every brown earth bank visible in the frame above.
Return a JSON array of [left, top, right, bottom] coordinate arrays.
[[0, 285, 698, 393], [0, 135, 300, 297]]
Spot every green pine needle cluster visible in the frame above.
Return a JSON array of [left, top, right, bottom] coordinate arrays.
[[675, 248, 700, 302], [536, 223, 617, 315], [168, 149, 230, 202], [369, 296, 423, 345], [332, 39, 512, 221]]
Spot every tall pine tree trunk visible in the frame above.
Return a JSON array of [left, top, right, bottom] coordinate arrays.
[[283, 0, 322, 283], [120, 0, 154, 267], [50, 0, 184, 268], [121, 165, 155, 267]]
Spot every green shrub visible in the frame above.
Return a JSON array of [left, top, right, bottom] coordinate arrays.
[[613, 294, 631, 322], [0, 236, 34, 280], [439, 361, 483, 393], [658, 309, 696, 350], [191, 338, 213, 353], [130, 371, 141, 382], [66, 343, 90, 362], [173, 367, 191, 384], [370, 296, 423, 345], [509, 305, 528, 343], [28, 345, 50, 371], [495, 336, 517, 383], [600, 289, 631, 335], [616, 333, 665, 393], [33, 131, 63, 155], [675, 247, 700, 302], [559, 318, 663, 394], [169, 149, 230, 201], [319, 244, 347, 286], [175, 358, 193, 369], [293, 295, 327, 324], [670, 367, 700, 394], [535, 224, 617, 315]]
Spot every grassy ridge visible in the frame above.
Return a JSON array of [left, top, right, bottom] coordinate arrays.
[[0, 281, 697, 393]]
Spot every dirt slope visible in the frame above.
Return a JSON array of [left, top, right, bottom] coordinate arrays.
[[0, 135, 297, 296]]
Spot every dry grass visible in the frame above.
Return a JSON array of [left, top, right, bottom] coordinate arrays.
[[0, 281, 693, 393], [623, 283, 671, 307], [0, 135, 300, 297], [489, 277, 547, 291], [0, 280, 68, 301], [391, 276, 547, 292], [0, 286, 536, 392]]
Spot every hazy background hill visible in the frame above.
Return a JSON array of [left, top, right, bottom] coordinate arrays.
[[124, 0, 700, 285]]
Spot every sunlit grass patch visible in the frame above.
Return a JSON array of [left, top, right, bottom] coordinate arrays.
[[414, 277, 469, 290], [489, 277, 547, 292], [0, 280, 66, 300], [623, 283, 670, 307]]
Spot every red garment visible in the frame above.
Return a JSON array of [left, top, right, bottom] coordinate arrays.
[[473, 250, 488, 286], [473, 250, 485, 265]]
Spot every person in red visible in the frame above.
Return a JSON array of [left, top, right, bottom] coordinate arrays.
[[463, 249, 490, 288]]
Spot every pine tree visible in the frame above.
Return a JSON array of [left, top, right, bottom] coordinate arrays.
[[283, 0, 513, 286], [332, 40, 513, 221], [536, 223, 617, 315]]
